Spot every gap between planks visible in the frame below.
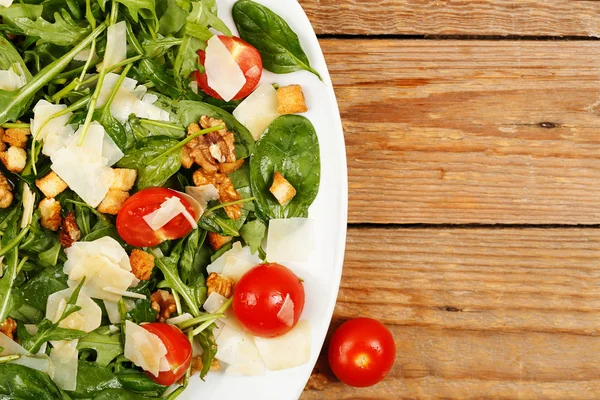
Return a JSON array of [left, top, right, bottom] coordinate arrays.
[[317, 34, 600, 41]]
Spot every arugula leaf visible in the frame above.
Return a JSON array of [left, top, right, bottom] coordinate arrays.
[[195, 326, 217, 379], [132, 58, 182, 99], [250, 115, 320, 221], [232, 0, 321, 79], [117, 136, 181, 189], [115, 0, 158, 23], [0, 34, 32, 81], [240, 219, 266, 255], [0, 248, 19, 326], [9, 10, 91, 46], [0, 364, 68, 400], [0, 22, 106, 124], [78, 331, 123, 367]]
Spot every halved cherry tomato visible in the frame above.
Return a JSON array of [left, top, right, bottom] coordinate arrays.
[[328, 318, 396, 387], [116, 188, 197, 247], [195, 35, 262, 101], [142, 323, 192, 386], [232, 263, 305, 338]]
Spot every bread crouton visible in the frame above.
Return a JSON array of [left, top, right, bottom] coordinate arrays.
[[39, 198, 62, 231], [269, 172, 296, 206], [110, 169, 137, 191], [97, 189, 130, 215], [59, 212, 80, 248], [0, 147, 26, 173], [207, 232, 233, 250], [3, 126, 30, 148], [36, 171, 68, 198], [218, 159, 244, 175], [130, 249, 155, 281], [277, 85, 308, 114], [0, 171, 12, 209], [0, 128, 5, 152]]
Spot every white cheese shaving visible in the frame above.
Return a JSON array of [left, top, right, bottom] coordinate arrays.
[[50, 123, 115, 207], [207, 242, 243, 275], [31, 100, 74, 156], [46, 288, 102, 333], [11, 355, 55, 379], [49, 340, 78, 391], [20, 184, 35, 228], [205, 35, 246, 102], [266, 218, 315, 264], [203, 292, 227, 314], [0, 65, 26, 91], [233, 84, 279, 140], [104, 301, 121, 324], [0, 0, 14, 9], [103, 21, 127, 70], [102, 287, 147, 299], [124, 321, 169, 377], [166, 313, 193, 325], [74, 47, 98, 62], [63, 237, 138, 302], [208, 243, 261, 278], [143, 196, 197, 231], [0, 333, 28, 356], [276, 293, 295, 327], [253, 320, 312, 371], [215, 324, 263, 369]]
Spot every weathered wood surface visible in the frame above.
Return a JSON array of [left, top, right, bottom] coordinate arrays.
[[302, 228, 600, 399], [299, 0, 600, 37], [320, 39, 600, 224]]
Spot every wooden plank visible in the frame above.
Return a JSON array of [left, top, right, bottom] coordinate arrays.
[[320, 39, 600, 224], [299, 0, 600, 37], [302, 227, 600, 399]]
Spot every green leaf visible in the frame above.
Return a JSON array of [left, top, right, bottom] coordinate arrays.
[[0, 22, 106, 124], [77, 331, 123, 367], [177, 100, 254, 159], [0, 364, 67, 400], [195, 326, 217, 379], [132, 58, 182, 100], [117, 136, 181, 189], [20, 265, 68, 313], [9, 10, 91, 46], [250, 115, 320, 220], [232, 0, 321, 79], [240, 219, 266, 254], [0, 248, 19, 325], [115, 0, 158, 23]]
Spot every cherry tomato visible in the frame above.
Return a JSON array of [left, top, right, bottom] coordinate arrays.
[[142, 323, 192, 386], [195, 35, 262, 101], [232, 263, 305, 338], [328, 318, 396, 387], [116, 188, 197, 247]]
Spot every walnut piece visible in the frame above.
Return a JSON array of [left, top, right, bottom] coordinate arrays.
[[193, 168, 242, 220], [182, 117, 236, 172], [206, 272, 235, 298], [151, 290, 177, 322], [191, 357, 221, 375], [130, 249, 155, 281], [0, 171, 13, 209], [59, 212, 81, 248], [0, 318, 17, 340]]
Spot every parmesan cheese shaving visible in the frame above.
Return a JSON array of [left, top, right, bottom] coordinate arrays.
[[253, 320, 312, 371], [103, 287, 147, 299], [21, 184, 35, 228], [276, 293, 295, 327], [143, 196, 198, 231], [266, 218, 315, 264], [233, 84, 279, 140], [0, 65, 26, 91], [205, 36, 246, 102], [103, 21, 127, 70], [124, 321, 169, 377]]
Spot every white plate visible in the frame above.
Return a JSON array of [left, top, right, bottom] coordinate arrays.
[[181, 1, 348, 399]]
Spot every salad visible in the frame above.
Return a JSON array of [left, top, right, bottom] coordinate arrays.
[[0, 0, 322, 397]]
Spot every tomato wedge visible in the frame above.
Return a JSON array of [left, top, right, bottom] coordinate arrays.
[[195, 35, 262, 101], [142, 323, 192, 386], [116, 188, 197, 247]]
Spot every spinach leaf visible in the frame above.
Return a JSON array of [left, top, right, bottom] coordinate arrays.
[[179, 229, 207, 305], [10, 10, 91, 46], [19, 265, 68, 312], [250, 115, 320, 220], [68, 360, 121, 397], [115, 369, 166, 395], [0, 22, 106, 124], [128, 115, 185, 140], [126, 296, 157, 323], [240, 219, 266, 255], [199, 208, 247, 236], [0, 33, 32, 81], [94, 108, 132, 152], [0, 364, 67, 400], [132, 58, 182, 100], [157, 0, 186, 36], [117, 136, 181, 189], [232, 0, 321, 79], [177, 100, 254, 159], [78, 330, 123, 367]]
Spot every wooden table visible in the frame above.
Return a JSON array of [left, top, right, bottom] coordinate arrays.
[[298, 1, 600, 399]]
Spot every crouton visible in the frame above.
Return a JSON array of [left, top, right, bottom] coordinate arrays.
[[36, 171, 68, 198], [130, 249, 155, 281], [97, 189, 130, 215], [218, 159, 244, 175], [59, 212, 80, 248], [110, 168, 137, 191], [269, 172, 296, 206], [277, 85, 308, 114], [0, 147, 26, 173], [39, 198, 62, 231], [0, 128, 5, 152], [206, 272, 235, 298], [0, 171, 12, 209], [3, 126, 30, 148], [207, 232, 233, 250]]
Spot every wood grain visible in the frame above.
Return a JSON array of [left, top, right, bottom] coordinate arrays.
[[299, 0, 600, 37], [302, 227, 600, 399], [320, 39, 600, 224]]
